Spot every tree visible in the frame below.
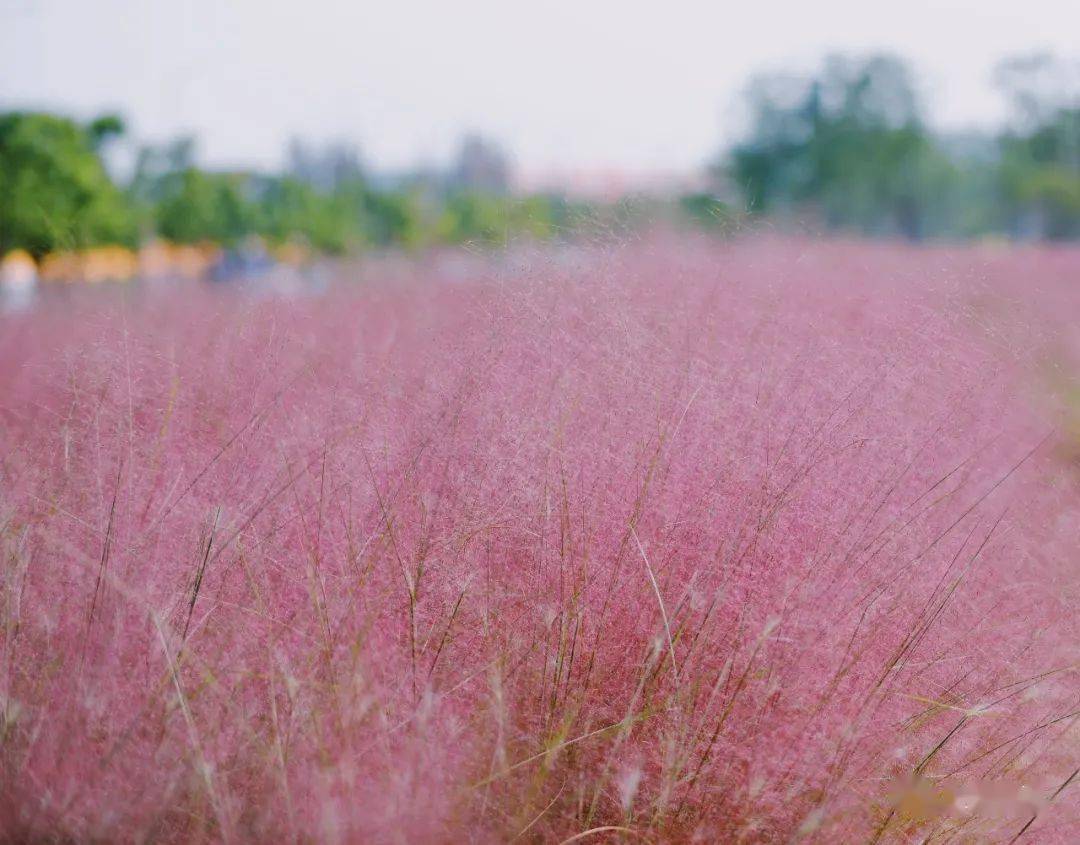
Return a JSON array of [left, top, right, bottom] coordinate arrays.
[[0, 112, 137, 258], [995, 54, 1080, 239], [154, 169, 254, 246], [356, 187, 424, 248], [726, 54, 954, 239], [255, 176, 359, 254], [88, 114, 126, 151]]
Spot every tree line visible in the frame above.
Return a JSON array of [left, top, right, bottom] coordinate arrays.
[[2, 50, 1078, 261], [724, 52, 1080, 240], [0, 120, 588, 261]]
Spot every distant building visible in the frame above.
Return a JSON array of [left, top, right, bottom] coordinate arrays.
[[449, 134, 511, 194], [287, 140, 364, 192]]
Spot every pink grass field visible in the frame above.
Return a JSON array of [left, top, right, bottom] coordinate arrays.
[[1, 235, 1080, 843]]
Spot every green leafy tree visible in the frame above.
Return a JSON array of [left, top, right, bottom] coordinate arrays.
[[995, 54, 1080, 239], [436, 192, 510, 244], [354, 188, 421, 249], [726, 55, 954, 239], [256, 177, 359, 254], [0, 112, 137, 258], [88, 114, 126, 151], [154, 169, 255, 246]]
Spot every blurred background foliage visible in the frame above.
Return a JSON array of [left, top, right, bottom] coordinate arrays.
[[1, 121, 585, 260], [725, 52, 1080, 240], [1, 50, 1078, 263], [0, 112, 138, 258]]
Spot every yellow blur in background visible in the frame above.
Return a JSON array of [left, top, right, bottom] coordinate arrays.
[[4, 241, 226, 286]]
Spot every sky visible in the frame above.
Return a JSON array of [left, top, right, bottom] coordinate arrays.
[[1, 0, 1078, 183]]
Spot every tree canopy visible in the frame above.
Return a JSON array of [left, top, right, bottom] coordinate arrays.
[[0, 112, 137, 258], [725, 52, 1080, 240]]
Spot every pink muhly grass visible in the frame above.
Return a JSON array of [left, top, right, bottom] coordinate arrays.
[[0, 236, 1078, 842]]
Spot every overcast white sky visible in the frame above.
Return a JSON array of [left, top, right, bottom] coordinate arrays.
[[1, 0, 1077, 179]]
